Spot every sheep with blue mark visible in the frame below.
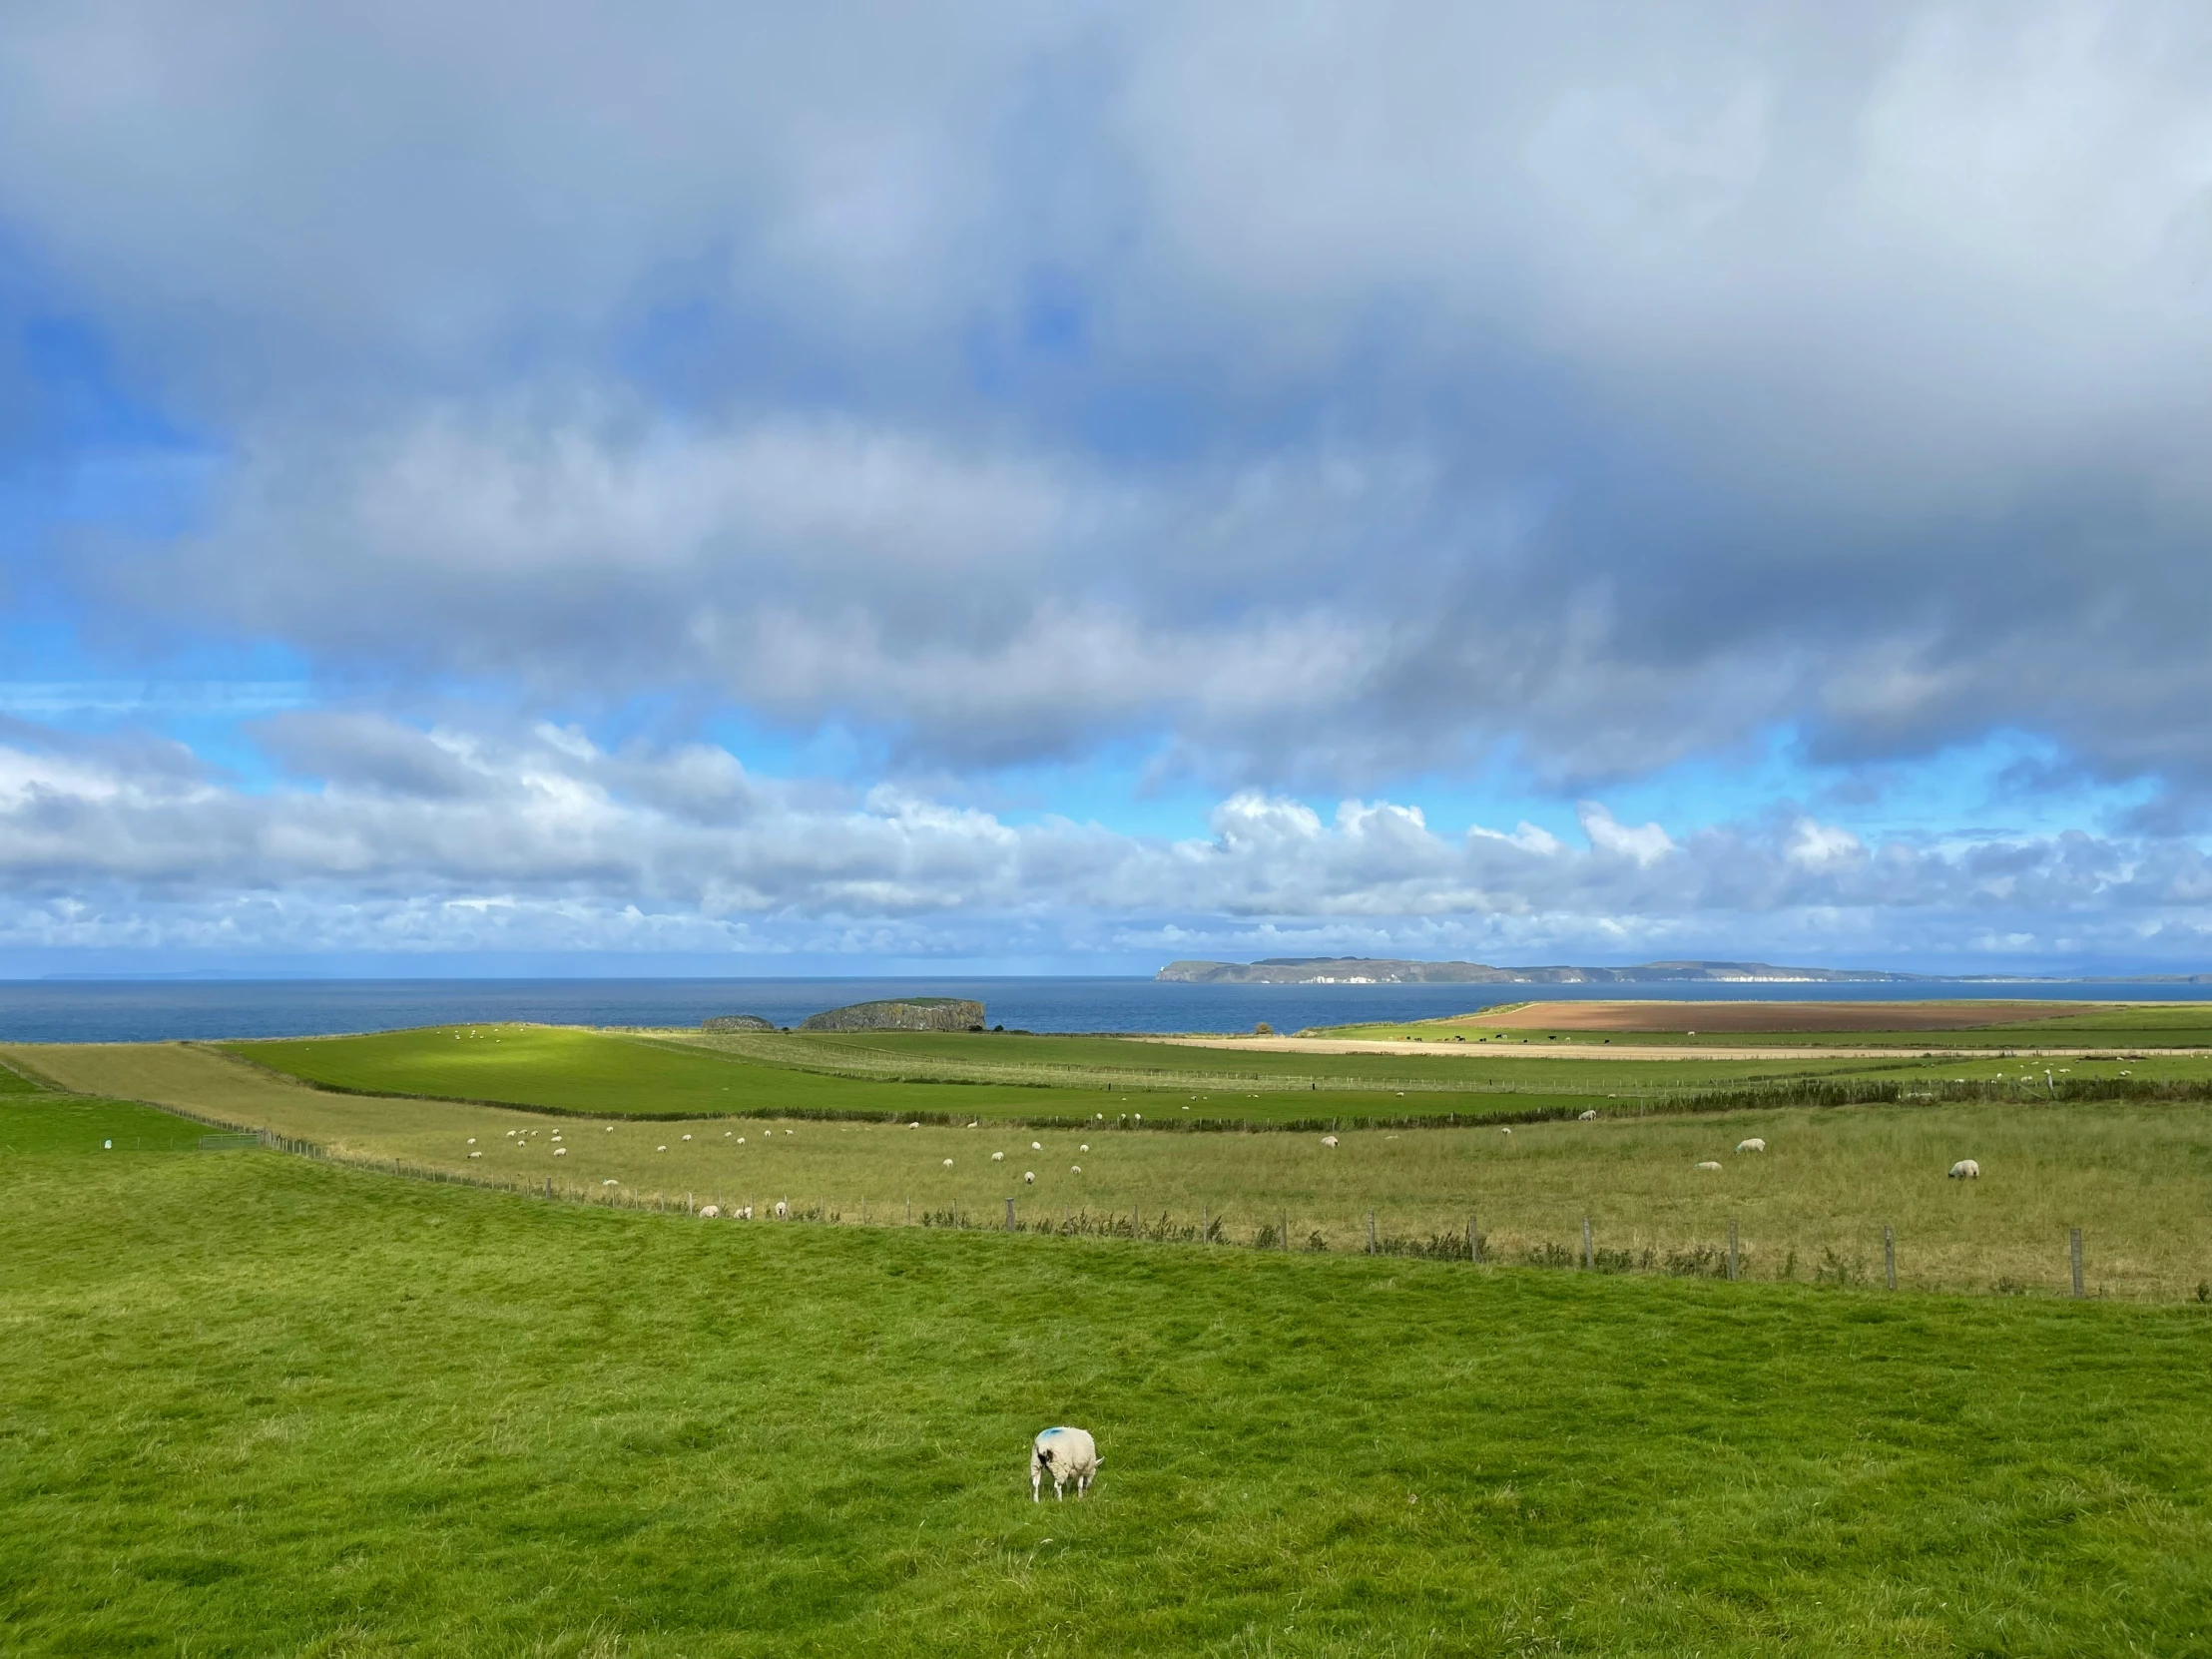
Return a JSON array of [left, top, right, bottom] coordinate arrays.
[[1030, 1426, 1100, 1501]]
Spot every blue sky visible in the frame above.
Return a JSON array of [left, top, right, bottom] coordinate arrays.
[[4, 1, 2212, 978]]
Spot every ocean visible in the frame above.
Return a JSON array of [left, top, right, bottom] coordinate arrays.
[[2, 975, 2209, 1044]]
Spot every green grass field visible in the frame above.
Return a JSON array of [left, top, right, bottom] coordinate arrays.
[[24, 1040, 2212, 1300], [6, 1091, 2211, 1656]]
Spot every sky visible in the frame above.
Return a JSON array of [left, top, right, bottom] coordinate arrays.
[[5, 1, 2212, 978]]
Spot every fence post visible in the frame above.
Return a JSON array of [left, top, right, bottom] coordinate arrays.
[[1368, 1210, 1377, 1254], [1885, 1225, 1896, 1291], [1281, 1210, 1290, 1252], [1005, 1197, 1015, 1232], [1581, 1214, 1593, 1270], [1468, 1213, 1480, 1263], [2070, 1227, 2084, 1299], [1728, 1219, 1739, 1283], [1201, 1203, 1209, 1242]]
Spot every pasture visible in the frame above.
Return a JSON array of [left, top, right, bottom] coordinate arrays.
[[3, 1092, 2209, 1656], [22, 1040, 2212, 1300]]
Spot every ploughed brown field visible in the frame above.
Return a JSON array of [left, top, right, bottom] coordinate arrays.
[[1461, 999, 2100, 1033]]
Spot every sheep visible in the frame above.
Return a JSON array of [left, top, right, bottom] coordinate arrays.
[[992, 1151, 1005, 1162], [943, 1158, 954, 1167], [468, 1151, 482, 1159], [1694, 1160, 1723, 1171], [1736, 1138, 1767, 1154], [657, 1145, 669, 1152], [774, 1199, 791, 1219], [1030, 1426, 1100, 1501], [1578, 1109, 1599, 1121], [554, 1147, 568, 1157], [1321, 1134, 1339, 1148], [466, 1137, 476, 1145], [735, 1204, 754, 1219], [1499, 1127, 1512, 1136], [1024, 1171, 1036, 1184], [1078, 1143, 1089, 1152], [682, 1134, 692, 1141], [1070, 1164, 1082, 1175], [699, 1205, 722, 1219], [605, 1125, 614, 1131], [1031, 1141, 1042, 1151], [1948, 1159, 1980, 1180]]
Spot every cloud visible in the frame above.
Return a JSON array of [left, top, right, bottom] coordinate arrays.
[[7, 0, 2212, 931], [0, 717, 2204, 966]]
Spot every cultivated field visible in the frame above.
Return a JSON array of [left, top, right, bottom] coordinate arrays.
[[4, 1094, 2209, 1655], [1317, 998, 2212, 1049], [22, 1037, 2212, 1300]]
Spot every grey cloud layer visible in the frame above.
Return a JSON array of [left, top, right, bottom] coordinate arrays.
[[1, 718, 2207, 964], [10, 3, 2212, 803]]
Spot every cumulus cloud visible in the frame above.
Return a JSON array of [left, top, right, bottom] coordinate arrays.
[[6, 2, 2212, 966], [0, 717, 2205, 966]]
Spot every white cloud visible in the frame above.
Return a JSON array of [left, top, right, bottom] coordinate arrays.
[[1577, 803, 1676, 866]]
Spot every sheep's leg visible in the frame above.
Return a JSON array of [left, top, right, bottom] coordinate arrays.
[[1030, 1468, 1041, 1502]]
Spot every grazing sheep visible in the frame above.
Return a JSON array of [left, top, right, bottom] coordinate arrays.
[[1694, 1160, 1723, 1171], [682, 1134, 692, 1141], [774, 1199, 791, 1219], [992, 1151, 1005, 1162], [1024, 1171, 1036, 1184], [1031, 1141, 1042, 1151], [943, 1158, 955, 1167], [736, 1205, 754, 1219], [468, 1151, 482, 1159], [1070, 1164, 1082, 1174], [1030, 1426, 1101, 1501], [1078, 1143, 1089, 1152], [1499, 1127, 1512, 1136], [1578, 1109, 1599, 1121], [1948, 1159, 1980, 1180], [466, 1137, 476, 1145], [699, 1205, 721, 1219], [657, 1145, 669, 1152], [1736, 1138, 1767, 1154], [554, 1147, 568, 1157], [909, 1122, 921, 1130], [605, 1125, 614, 1131], [1321, 1135, 1339, 1148]]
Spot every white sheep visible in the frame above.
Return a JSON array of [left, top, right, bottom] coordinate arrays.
[[1736, 1138, 1767, 1154], [466, 1137, 476, 1145], [943, 1158, 954, 1167], [1948, 1159, 1980, 1180], [1078, 1143, 1089, 1152], [553, 1147, 567, 1157], [700, 1205, 721, 1219], [774, 1199, 791, 1219], [1499, 1127, 1512, 1136], [468, 1151, 482, 1159], [992, 1151, 1004, 1162], [1321, 1135, 1340, 1148], [657, 1145, 668, 1152], [1030, 1426, 1100, 1501], [1024, 1171, 1036, 1184], [1578, 1109, 1599, 1121], [682, 1134, 692, 1141], [1070, 1164, 1082, 1174], [736, 1204, 754, 1219], [1694, 1160, 1722, 1171], [1031, 1141, 1042, 1151]]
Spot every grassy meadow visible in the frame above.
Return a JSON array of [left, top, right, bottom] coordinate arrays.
[[4, 1091, 2211, 1656], [22, 1039, 2212, 1300]]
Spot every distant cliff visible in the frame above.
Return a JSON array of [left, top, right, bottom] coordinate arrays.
[[799, 997, 986, 1032], [1155, 957, 1938, 985]]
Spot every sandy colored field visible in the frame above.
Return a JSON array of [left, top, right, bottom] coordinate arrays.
[[1150, 1033, 2212, 1062], [18, 1039, 2212, 1301], [1469, 999, 2100, 1032]]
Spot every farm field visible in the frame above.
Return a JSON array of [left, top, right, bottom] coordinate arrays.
[[214, 1021, 2212, 1126], [21, 1041, 2212, 1299], [1317, 998, 2212, 1050], [4, 1094, 2210, 1656]]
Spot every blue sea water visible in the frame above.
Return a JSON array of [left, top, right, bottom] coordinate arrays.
[[1, 975, 2209, 1044]]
